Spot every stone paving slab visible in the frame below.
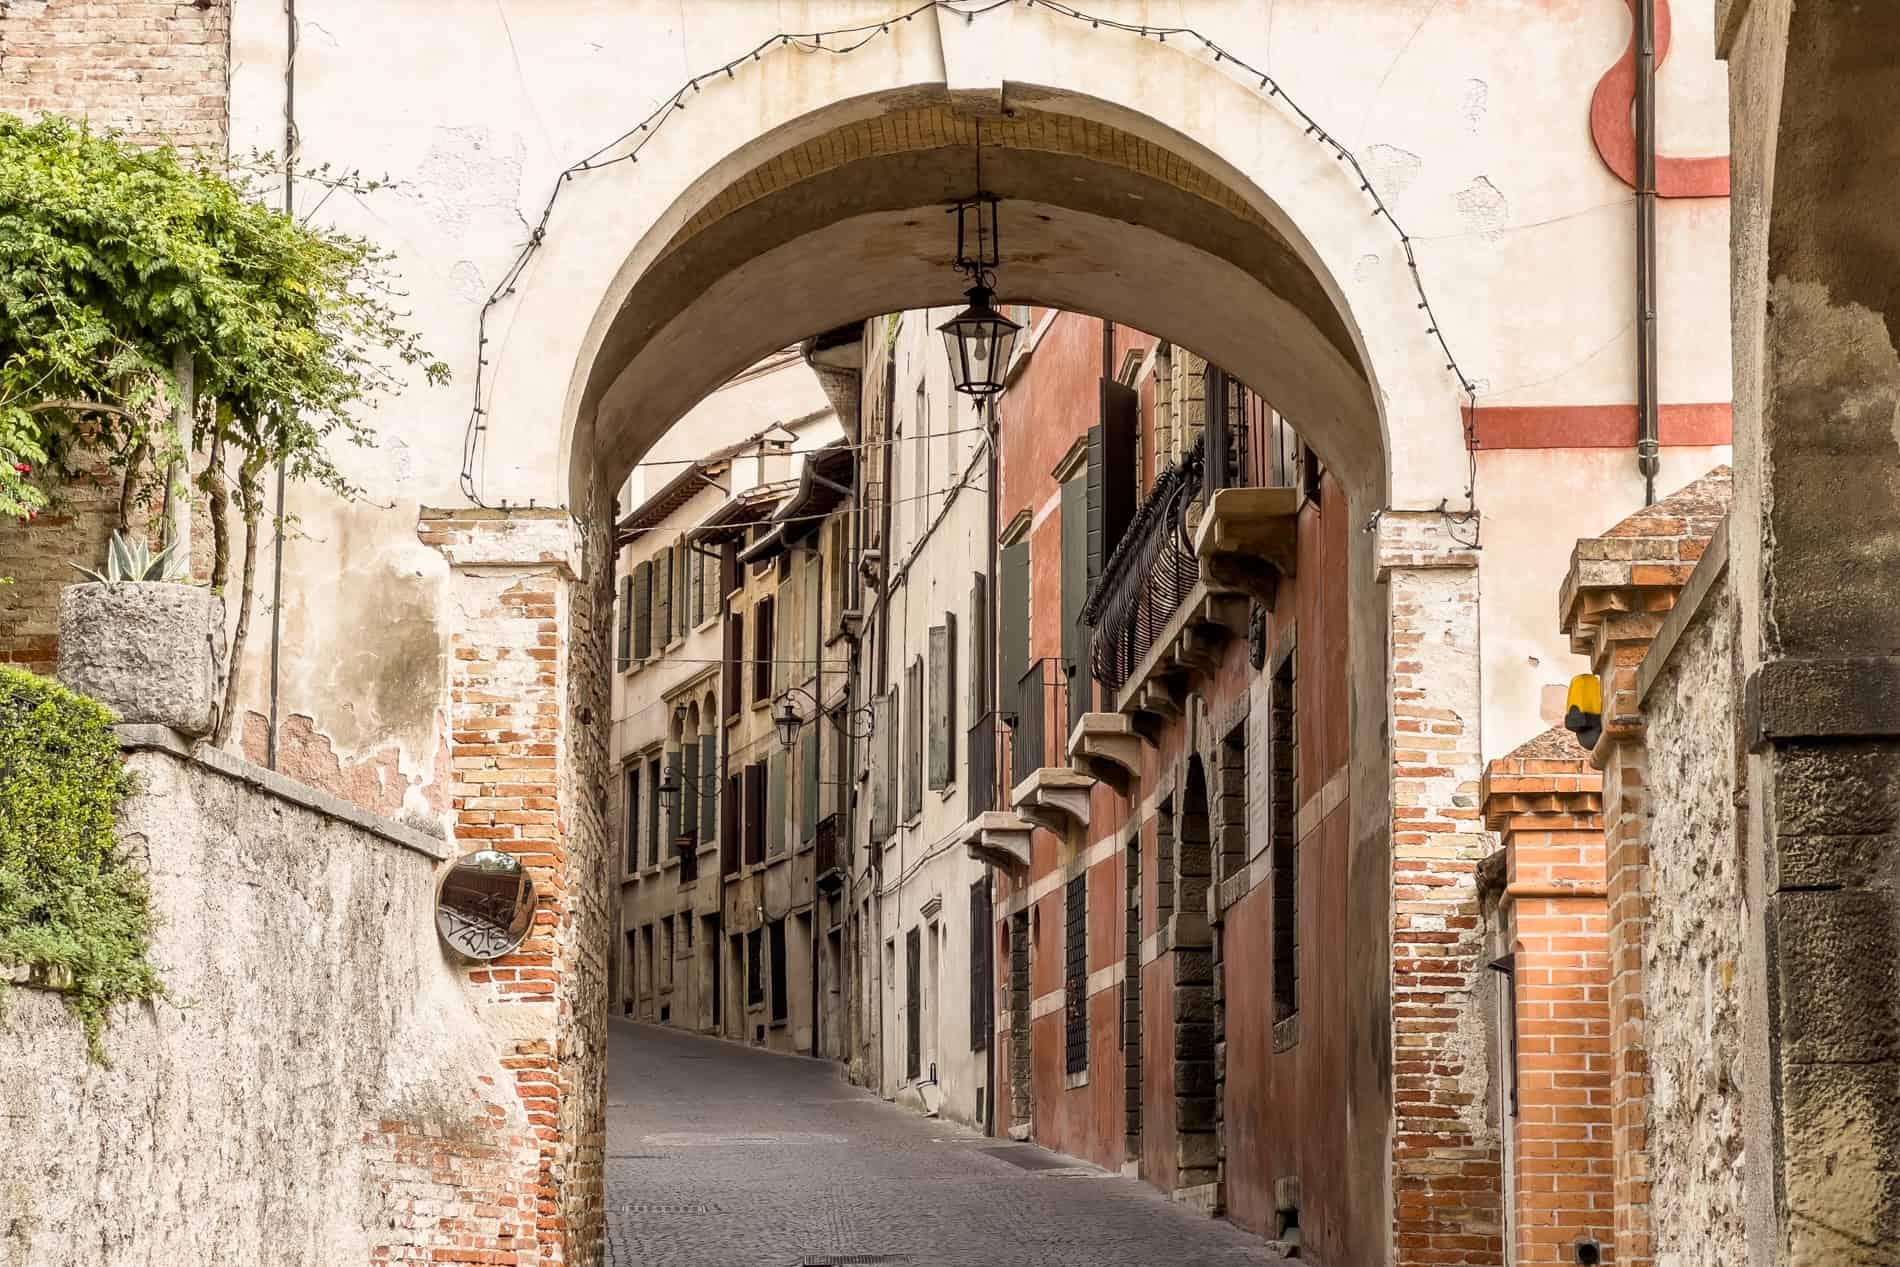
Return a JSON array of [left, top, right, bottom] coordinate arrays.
[[604, 1020, 1283, 1267]]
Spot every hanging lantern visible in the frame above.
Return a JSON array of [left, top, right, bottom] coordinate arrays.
[[773, 696, 803, 751], [939, 284, 1020, 399], [941, 186, 1019, 400]]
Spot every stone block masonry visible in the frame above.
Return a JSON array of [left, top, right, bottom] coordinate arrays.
[[0, 729, 541, 1266]]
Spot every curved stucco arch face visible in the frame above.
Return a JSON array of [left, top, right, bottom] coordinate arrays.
[[577, 101, 1384, 505], [467, 9, 1474, 512]]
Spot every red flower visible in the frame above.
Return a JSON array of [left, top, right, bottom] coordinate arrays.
[[12, 463, 28, 474]]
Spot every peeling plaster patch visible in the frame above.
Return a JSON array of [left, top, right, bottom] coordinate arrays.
[[1461, 79, 1488, 133], [450, 260, 486, 304], [1362, 143, 1422, 203], [243, 711, 413, 818], [415, 127, 525, 241], [1454, 177, 1508, 243], [1353, 253, 1382, 285]]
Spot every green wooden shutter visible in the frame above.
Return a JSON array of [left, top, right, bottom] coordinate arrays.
[[767, 748, 788, 856], [905, 656, 924, 819], [700, 734, 718, 848], [744, 761, 766, 865], [646, 755, 661, 867], [999, 543, 1029, 709], [928, 615, 956, 789], [617, 574, 633, 669], [655, 548, 674, 647], [632, 560, 653, 661], [800, 730, 819, 843], [681, 740, 699, 842], [773, 577, 792, 698], [1060, 472, 1088, 729], [870, 689, 894, 841], [969, 572, 988, 723]]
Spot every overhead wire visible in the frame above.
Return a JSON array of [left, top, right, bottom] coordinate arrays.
[[460, 0, 1484, 545]]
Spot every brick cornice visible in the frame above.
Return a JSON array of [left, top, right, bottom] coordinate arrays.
[[1480, 753, 1604, 834]]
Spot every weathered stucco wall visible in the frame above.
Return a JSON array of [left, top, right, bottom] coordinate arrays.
[[1642, 572, 1747, 1267], [0, 734, 540, 1267]]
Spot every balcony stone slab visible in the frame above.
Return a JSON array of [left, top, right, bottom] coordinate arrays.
[[1193, 485, 1300, 607], [1009, 766, 1095, 834], [958, 811, 1034, 873], [1068, 712, 1143, 791]]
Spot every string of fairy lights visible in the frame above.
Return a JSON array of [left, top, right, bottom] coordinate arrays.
[[459, 0, 1483, 541]]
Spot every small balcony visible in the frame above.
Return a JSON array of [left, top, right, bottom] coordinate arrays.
[[960, 709, 1034, 872], [1008, 658, 1094, 834], [814, 813, 843, 891]]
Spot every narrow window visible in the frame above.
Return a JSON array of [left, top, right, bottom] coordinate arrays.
[[906, 926, 922, 1080], [1065, 873, 1088, 1075], [746, 928, 763, 1007], [645, 755, 661, 869], [1270, 643, 1300, 1036], [769, 919, 789, 1024], [616, 573, 633, 670], [970, 878, 992, 1051]]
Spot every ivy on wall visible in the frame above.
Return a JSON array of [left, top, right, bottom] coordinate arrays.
[[0, 665, 159, 1061]]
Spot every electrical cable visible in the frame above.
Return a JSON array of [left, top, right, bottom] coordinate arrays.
[[460, 0, 1484, 541]]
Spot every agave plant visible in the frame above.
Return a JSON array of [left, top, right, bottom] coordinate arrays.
[[71, 531, 186, 583]]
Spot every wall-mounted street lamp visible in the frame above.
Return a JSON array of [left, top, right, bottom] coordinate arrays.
[[655, 768, 682, 814], [773, 685, 876, 752]]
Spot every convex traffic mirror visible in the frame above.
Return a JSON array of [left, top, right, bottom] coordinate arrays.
[[435, 849, 537, 961]]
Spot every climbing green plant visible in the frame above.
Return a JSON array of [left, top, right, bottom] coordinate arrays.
[[0, 665, 159, 1061], [0, 112, 448, 737]]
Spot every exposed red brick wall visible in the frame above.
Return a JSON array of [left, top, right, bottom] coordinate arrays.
[[1380, 512, 1503, 1267], [1557, 467, 1732, 1267], [420, 504, 610, 1265], [0, 0, 230, 149], [1483, 730, 1613, 1263]]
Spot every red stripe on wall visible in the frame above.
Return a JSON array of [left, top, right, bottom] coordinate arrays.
[[1469, 403, 1731, 451]]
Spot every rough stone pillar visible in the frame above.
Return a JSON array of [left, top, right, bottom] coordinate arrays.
[[1559, 468, 1731, 1267], [1723, 4, 1900, 1262], [1481, 730, 1611, 1264], [1376, 511, 1501, 1266], [420, 504, 611, 1266]]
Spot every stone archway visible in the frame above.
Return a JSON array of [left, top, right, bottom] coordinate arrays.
[[424, 11, 1496, 1263]]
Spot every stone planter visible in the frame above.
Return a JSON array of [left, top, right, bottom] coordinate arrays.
[[58, 582, 225, 737]]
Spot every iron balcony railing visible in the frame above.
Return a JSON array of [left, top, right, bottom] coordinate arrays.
[[1012, 657, 1072, 788], [1083, 436, 1204, 697], [814, 812, 842, 888], [967, 709, 1013, 817]]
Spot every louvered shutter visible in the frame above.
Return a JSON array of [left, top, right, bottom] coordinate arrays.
[[681, 740, 699, 843], [767, 749, 787, 857], [970, 877, 991, 1051], [632, 560, 653, 661], [999, 543, 1029, 710], [617, 574, 633, 669], [870, 690, 894, 842], [928, 616, 956, 789], [904, 656, 924, 819], [799, 731, 819, 844], [655, 548, 673, 647], [969, 573, 988, 723], [744, 762, 766, 865], [1060, 473, 1088, 729], [700, 734, 718, 850]]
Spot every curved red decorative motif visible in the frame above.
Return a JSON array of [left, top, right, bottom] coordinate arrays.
[[1589, 0, 1730, 198]]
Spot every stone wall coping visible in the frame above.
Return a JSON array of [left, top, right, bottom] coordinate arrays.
[[115, 724, 451, 862], [1636, 517, 1730, 708]]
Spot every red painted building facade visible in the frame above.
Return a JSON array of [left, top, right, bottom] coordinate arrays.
[[982, 310, 1364, 1259]]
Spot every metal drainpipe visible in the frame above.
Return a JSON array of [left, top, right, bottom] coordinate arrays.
[[870, 330, 898, 1096], [1635, 0, 1660, 504], [266, 0, 298, 769], [982, 391, 1000, 1136]]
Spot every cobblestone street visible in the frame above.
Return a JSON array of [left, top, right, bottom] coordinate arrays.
[[604, 1020, 1284, 1267]]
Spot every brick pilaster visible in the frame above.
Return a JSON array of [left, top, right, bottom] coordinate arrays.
[[420, 505, 607, 1266], [1378, 512, 1502, 1267], [1481, 730, 1611, 1263], [1557, 469, 1731, 1267]]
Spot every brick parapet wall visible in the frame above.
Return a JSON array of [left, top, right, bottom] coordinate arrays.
[[1482, 731, 1613, 1264], [420, 503, 606, 1265], [1554, 469, 1732, 1267], [1379, 511, 1502, 1267]]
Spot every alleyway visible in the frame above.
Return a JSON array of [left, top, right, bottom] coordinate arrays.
[[603, 1021, 1284, 1267]]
